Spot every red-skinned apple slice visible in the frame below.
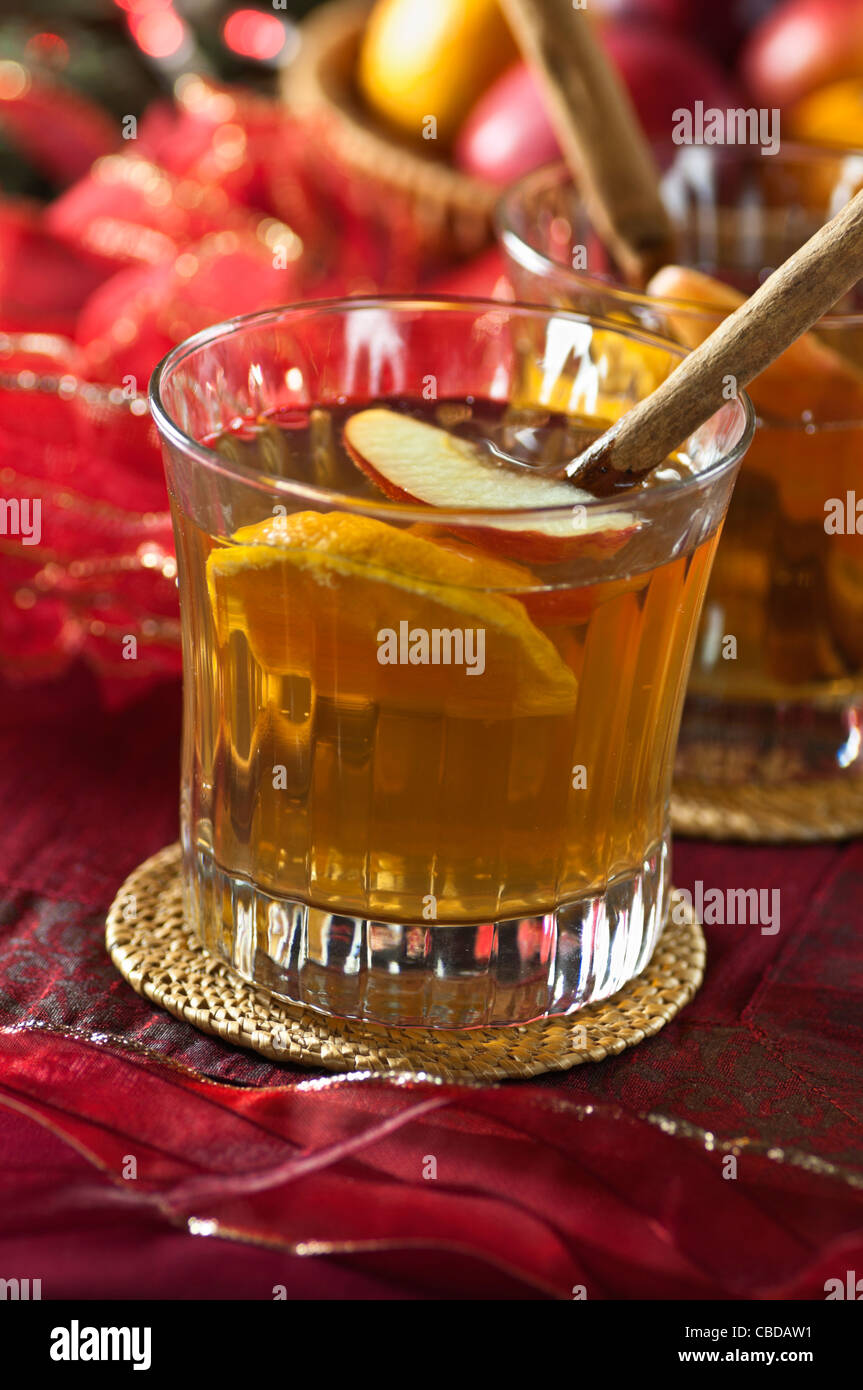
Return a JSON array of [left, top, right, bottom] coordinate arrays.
[[343, 407, 638, 563]]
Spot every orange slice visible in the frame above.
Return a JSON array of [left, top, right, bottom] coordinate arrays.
[[405, 521, 610, 626], [404, 521, 539, 591], [207, 511, 578, 717], [647, 264, 863, 423]]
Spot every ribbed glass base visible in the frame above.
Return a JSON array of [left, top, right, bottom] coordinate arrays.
[[185, 837, 670, 1028]]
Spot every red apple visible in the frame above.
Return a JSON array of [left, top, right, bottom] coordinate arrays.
[[602, 24, 742, 138], [455, 24, 739, 185], [590, 0, 756, 65], [742, 0, 863, 109], [454, 62, 561, 188]]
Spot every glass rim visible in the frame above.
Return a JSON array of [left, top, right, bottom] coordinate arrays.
[[148, 293, 755, 523], [496, 143, 863, 329]]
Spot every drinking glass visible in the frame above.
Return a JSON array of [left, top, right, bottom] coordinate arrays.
[[150, 297, 752, 1026], [499, 146, 863, 835]]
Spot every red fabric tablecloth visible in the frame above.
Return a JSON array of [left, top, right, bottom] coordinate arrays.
[[1, 666, 861, 1300]]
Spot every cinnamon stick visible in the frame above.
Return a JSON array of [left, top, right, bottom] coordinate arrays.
[[499, 0, 673, 287], [568, 185, 863, 489]]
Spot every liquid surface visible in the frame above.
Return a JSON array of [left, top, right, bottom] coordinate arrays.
[[205, 397, 700, 496]]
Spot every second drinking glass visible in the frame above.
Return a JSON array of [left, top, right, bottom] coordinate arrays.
[[499, 146, 863, 837]]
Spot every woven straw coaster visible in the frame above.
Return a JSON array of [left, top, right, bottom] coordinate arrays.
[[672, 776, 863, 843], [106, 844, 705, 1083]]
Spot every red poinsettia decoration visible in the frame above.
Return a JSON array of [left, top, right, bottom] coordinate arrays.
[[0, 74, 423, 705]]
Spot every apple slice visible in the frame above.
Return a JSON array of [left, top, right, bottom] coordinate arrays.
[[343, 407, 638, 562]]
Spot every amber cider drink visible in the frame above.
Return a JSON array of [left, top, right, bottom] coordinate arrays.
[[151, 301, 752, 1027]]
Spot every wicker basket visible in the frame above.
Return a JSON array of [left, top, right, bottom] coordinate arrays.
[[282, 0, 498, 264]]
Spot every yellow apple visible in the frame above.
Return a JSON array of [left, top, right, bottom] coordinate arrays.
[[358, 0, 517, 146]]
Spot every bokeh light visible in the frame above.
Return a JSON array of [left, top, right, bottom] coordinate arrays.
[[129, 9, 188, 59], [222, 10, 287, 62]]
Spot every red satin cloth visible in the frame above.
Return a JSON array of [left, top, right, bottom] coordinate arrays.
[[0, 668, 862, 1300]]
